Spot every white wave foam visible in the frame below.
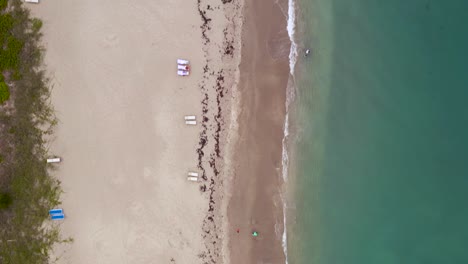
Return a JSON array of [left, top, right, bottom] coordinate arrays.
[[281, 96, 291, 264], [287, 0, 298, 76], [281, 50, 295, 264], [282, 202, 288, 264], [281, 107, 290, 264], [282, 0, 298, 262], [282, 115, 290, 182]]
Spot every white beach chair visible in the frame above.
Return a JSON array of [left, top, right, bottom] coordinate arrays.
[[177, 70, 189, 76], [177, 59, 190, 65], [188, 172, 199, 177], [47, 158, 61, 163], [177, 64, 190, 70], [187, 176, 198, 182], [184, 115, 196, 120], [185, 120, 197, 125], [24, 0, 40, 3]]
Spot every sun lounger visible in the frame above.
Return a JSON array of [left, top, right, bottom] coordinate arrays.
[[177, 65, 190, 70], [188, 172, 199, 177], [49, 209, 63, 215], [25, 0, 40, 3], [177, 70, 189, 76], [47, 158, 61, 163], [187, 176, 198, 182], [177, 59, 190, 65], [185, 120, 197, 125], [51, 214, 65, 220], [184, 115, 196, 120]]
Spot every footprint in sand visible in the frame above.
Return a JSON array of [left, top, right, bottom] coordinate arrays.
[[167, 236, 187, 250], [127, 200, 145, 216], [102, 34, 119, 48], [110, 171, 126, 186], [90, 224, 111, 259], [143, 166, 153, 181]]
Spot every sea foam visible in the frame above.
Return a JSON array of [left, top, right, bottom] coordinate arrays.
[[287, 0, 298, 76], [282, 0, 298, 263], [281, 79, 295, 264]]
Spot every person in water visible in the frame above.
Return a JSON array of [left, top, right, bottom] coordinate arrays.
[[305, 49, 311, 57]]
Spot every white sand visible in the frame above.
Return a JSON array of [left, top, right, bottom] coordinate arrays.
[[29, 0, 209, 263]]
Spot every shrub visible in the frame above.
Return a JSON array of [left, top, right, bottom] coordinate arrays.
[[0, 0, 7, 11], [31, 18, 42, 33], [0, 1, 70, 262], [0, 81, 9, 104], [0, 13, 14, 45], [0, 192, 12, 209], [0, 36, 23, 70]]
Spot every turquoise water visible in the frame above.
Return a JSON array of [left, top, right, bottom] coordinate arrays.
[[289, 1, 468, 263]]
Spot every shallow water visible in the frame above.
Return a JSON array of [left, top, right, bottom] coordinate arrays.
[[289, 1, 468, 263]]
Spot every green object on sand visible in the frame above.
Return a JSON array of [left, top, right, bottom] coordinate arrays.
[[252, 231, 258, 237]]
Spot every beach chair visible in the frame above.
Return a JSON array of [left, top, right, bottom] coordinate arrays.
[[187, 176, 198, 182], [188, 172, 199, 177], [177, 70, 189, 76], [25, 0, 40, 3], [177, 59, 190, 65], [185, 120, 197, 125], [51, 214, 65, 220], [184, 116, 196, 120], [49, 209, 63, 215], [177, 65, 190, 70], [47, 158, 61, 163]]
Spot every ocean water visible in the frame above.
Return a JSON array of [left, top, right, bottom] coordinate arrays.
[[287, 1, 468, 263]]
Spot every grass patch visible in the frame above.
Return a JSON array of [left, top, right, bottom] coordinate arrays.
[[0, 0, 7, 11], [0, 1, 69, 263], [0, 81, 10, 103], [0, 192, 12, 209]]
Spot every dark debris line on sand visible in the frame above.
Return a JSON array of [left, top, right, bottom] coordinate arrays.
[[196, 0, 239, 263]]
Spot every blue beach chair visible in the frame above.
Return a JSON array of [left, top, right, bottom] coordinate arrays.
[[49, 209, 63, 215], [51, 214, 65, 220]]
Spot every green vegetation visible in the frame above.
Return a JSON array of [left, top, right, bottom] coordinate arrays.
[[0, 192, 12, 209], [0, 1, 69, 263], [0, 0, 7, 11], [31, 17, 42, 32], [0, 81, 9, 103]]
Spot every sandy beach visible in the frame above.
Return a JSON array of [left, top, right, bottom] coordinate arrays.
[[28, 0, 289, 262], [29, 0, 243, 263]]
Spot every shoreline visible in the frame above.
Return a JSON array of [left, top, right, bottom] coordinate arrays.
[[26, 0, 289, 262], [226, 0, 291, 263]]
